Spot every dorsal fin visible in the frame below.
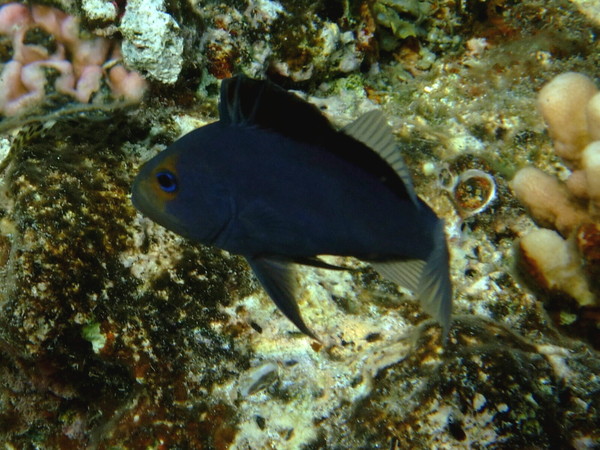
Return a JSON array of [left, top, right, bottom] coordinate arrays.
[[343, 110, 419, 207], [219, 75, 336, 146], [218, 75, 415, 204]]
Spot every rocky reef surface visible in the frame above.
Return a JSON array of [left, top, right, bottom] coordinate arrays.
[[0, 0, 599, 448]]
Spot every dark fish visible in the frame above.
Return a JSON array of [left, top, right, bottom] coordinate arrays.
[[131, 75, 452, 340]]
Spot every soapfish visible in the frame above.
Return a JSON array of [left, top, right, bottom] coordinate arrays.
[[131, 75, 452, 339]]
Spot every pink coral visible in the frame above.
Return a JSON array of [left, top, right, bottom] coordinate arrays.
[[108, 65, 148, 103], [0, 2, 147, 117], [0, 3, 31, 36], [512, 166, 591, 236]]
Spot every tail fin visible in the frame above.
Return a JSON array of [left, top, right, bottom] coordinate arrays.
[[370, 219, 453, 340], [417, 219, 453, 340]]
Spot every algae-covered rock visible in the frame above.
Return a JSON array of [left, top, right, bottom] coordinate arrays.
[[373, 0, 430, 40], [0, 116, 254, 446]]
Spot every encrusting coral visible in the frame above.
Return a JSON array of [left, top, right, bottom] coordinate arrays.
[[0, 2, 147, 117], [512, 72, 600, 311]]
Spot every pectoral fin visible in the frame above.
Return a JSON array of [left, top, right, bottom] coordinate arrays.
[[246, 256, 318, 340], [292, 256, 350, 271]]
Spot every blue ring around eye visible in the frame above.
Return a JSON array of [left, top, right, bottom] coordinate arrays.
[[156, 170, 178, 193]]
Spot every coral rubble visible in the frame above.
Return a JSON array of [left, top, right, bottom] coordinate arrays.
[[120, 0, 184, 84]]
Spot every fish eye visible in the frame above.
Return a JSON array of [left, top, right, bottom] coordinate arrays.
[[156, 170, 178, 193]]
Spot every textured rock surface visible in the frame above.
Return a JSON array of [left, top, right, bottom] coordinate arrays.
[[0, 0, 599, 447], [120, 0, 184, 84]]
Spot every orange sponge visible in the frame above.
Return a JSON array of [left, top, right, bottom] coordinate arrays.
[[538, 72, 597, 168]]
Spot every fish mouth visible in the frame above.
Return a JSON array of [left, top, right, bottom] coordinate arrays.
[[130, 173, 152, 217], [131, 173, 168, 225]]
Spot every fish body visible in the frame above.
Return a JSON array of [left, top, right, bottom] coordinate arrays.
[[132, 75, 452, 339]]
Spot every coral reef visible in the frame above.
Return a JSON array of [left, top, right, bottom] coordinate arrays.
[[0, 0, 599, 447], [350, 318, 600, 448], [0, 3, 147, 117]]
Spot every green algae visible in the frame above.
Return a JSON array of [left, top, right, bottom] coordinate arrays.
[[373, 0, 431, 41], [81, 322, 106, 353]]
